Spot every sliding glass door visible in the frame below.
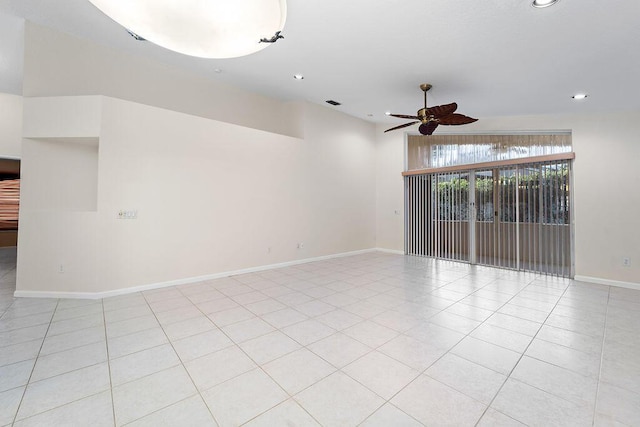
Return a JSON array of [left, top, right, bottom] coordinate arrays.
[[405, 172, 470, 262], [405, 158, 573, 277]]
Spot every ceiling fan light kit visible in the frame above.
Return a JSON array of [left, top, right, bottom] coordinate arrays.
[[384, 84, 478, 135], [87, 0, 287, 59]]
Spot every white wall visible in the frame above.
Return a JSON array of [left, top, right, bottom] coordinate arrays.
[[16, 96, 376, 295], [23, 22, 303, 138], [0, 92, 22, 158], [375, 128, 404, 251], [0, 13, 24, 95], [15, 20, 638, 294], [14, 21, 377, 296], [22, 138, 98, 212], [375, 111, 640, 287]]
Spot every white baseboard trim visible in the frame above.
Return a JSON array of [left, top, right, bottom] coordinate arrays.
[[14, 248, 383, 300], [574, 275, 640, 291], [375, 248, 405, 255], [12, 290, 101, 300]]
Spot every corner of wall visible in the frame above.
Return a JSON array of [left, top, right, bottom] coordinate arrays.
[[0, 92, 23, 158], [374, 123, 405, 252]]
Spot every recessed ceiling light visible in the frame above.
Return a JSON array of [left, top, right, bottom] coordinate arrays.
[[293, 74, 304, 80], [213, 68, 222, 74], [572, 93, 588, 100], [385, 111, 391, 116], [532, 0, 559, 8]]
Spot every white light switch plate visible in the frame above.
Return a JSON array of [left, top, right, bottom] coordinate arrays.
[[117, 210, 138, 219]]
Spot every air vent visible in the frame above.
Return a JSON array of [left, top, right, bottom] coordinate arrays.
[[325, 100, 341, 106]]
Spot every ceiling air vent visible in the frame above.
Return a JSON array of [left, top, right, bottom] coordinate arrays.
[[325, 100, 341, 106]]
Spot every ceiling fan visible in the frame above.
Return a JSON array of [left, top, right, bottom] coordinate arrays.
[[385, 84, 478, 135]]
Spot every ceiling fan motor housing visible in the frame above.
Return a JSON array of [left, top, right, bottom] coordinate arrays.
[[417, 108, 434, 123]]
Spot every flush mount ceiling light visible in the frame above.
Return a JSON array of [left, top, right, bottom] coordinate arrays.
[[293, 74, 304, 80], [532, 0, 559, 8], [572, 93, 588, 100], [88, 0, 287, 59]]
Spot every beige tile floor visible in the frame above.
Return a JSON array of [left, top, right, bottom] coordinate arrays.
[[1, 246, 639, 426]]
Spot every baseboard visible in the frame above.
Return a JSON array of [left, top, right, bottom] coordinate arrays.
[[14, 248, 382, 300], [574, 275, 640, 291], [12, 290, 102, 299], [375, 248, 405, 255]]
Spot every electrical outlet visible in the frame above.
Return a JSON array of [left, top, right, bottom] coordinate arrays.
[[623, 257, 631, 267], [58, 264, 64, 273], [297, 242, 304, 249]]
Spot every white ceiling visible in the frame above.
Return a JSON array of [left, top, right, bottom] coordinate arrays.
[[0, 0, 639, 125]]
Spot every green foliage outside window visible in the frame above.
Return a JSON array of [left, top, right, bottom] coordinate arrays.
[[435, 166, 569, 224]]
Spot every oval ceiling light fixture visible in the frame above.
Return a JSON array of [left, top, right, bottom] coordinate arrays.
[[572, 93, 588, 100], [293, 74, 304, 80], [532, 0, 559, 8], [88, 0, 287, 59]]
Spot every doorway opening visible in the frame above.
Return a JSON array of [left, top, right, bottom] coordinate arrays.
[[0, 158, 20, 248]]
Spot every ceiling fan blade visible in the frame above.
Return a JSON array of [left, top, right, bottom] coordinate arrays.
[[438, 113, 478, 125], [419, 122, 439, 135], [424, 102, 457, 118], [384, 121, 420, 133], [389, 114, 420, 120]]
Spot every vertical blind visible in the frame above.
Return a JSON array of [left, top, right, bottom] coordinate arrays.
[[404, 139, 573, 277], [407, 133, 572, 170], [0, 179, 20, 230]]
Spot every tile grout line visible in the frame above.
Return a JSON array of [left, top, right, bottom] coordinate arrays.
[[591, 285, 611, 426], [238, 324, 388, 425], [329, 272, 518, 426], [2, 254, 630, 426], [352, 270, 517, 424], [115, 395, 201, 427], [472, 279, 574, 427], [345, 274, 513, 424], [167, 283, 323, 418], [0, 294, 17, 322], [136, 288, 221, 427], [198, 276, 391, 425], [175, 285, 327, 427], [25, 317, 105, 358], [101, 298, 117, 427], [4, 303, 112, 424], [10, 298, 60, 426]]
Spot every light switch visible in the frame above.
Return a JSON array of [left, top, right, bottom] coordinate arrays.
[[118, 210, 138, 219]]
